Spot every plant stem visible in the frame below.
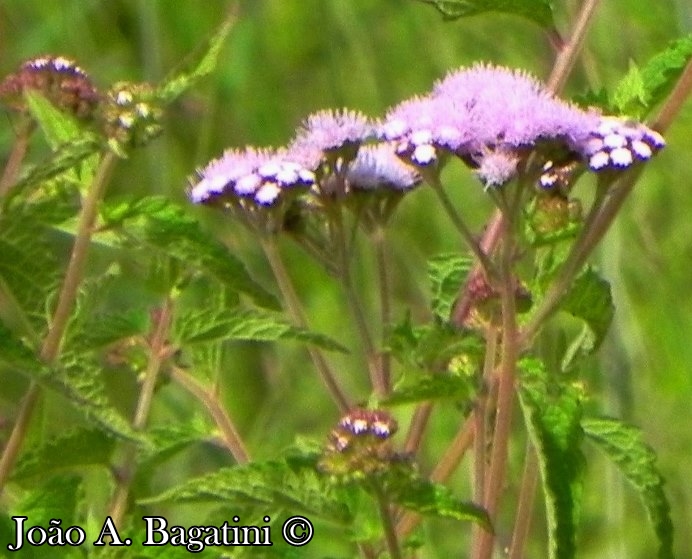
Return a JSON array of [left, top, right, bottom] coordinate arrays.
[[428, 174, 495, 278], [0, 151, 118, 494], [546, 0, 602, 93], [0, 120, 33, 198], [109, 296, 173, 526], [652, 58, 692, 132], [373, 225, 392, 395], [169, 365, 250, 463], [475, 216, 519, 559], [397, 415, 475, 540], [403, 402, 433, 454], [375, 487, 402, 559], [471, 327, 498, 553], [508, 443, 539, 559], [260, 237, 350, 412], [332, 210, 383, 397]]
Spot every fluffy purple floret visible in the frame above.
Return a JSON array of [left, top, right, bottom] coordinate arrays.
[[292, 108, 373, 153], [346, 144, 421, 191], [189, 147, 314, 206]]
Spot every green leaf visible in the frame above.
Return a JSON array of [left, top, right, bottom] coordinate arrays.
[[388, 313, 482, 373], [582, 416, 674, 559], [139, 422, 212, 469], [140, 460, 352, 525], [11, 428, 116, 482], [5, 136, 101, 204], [518, 358, 584, 559], [99, 196, 279, 309], [384, 373, 476, 406], [427, 253, 472, 320], [156, 15, 235, 103], [16, 474, 82, 527], [612, 34, 692, 117], [389, 476, 490, 528], [560, 267, 614, 355], [415, 0, 554, 28], [38, 354, 144, 444], [24, 90, 81, 148], [173, 307, 347, 352]]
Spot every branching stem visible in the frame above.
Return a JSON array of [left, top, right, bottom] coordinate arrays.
[[169, 365, 250, 463], [0, 151, 118, 494], [260, 237, 350, 412]]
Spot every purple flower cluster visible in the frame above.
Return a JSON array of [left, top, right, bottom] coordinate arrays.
[[580, 116, 665, 171], [189, 63, 665, 212], [379, 63, 664, 187], [190, 147, 315, 206], [189, 108, 419, 211]]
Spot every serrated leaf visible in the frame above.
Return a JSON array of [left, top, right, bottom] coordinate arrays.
[[390, 476, 490, 528], [415, 0, 554, 28], [173, 307, 347, 352], [11, 428, 116, 482], [140, 460, 352, 524], [156, 15, 235, 103], [38, 354, 144, 444], [384, 373, 476, 406], [612, 34, 692, 117], [427, 253, 472, 320], [5, 135, 102, 199], [16, 474, 82, 526], [612, 63, 649, 116], [139, 422, 213, 468], [582, 416, 674, 559], [518, 358, 584, 559], [99, 196, 279, 309], [388, 313, 482, 373], [24, 90, 81, 148], [560, 267, 613, 354]]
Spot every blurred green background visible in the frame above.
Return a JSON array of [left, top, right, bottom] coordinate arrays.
[[1, 1, 690, 557]]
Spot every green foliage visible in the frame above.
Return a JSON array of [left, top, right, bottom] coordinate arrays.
[[11, 428, 116, 482], [559, 267, 614, 358], [427, 253, 472, 320], [388, 313, 483, 374], [519, 358, 584, 559], [384, 372, 476, 406], [387, 475, 490, 528], [173, 306, 347, 352], [415, 0, 554, 28], [156, 15, 236, 104], [582, 416, 674, 559], [141, 458, 352, 525], [99, 196, 279, 309], [612, 34, 692, 118]]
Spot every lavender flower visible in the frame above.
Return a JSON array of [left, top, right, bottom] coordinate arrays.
[[578, 116, 665, 171], [291, 108, 373, 157], [379, 94, 472, 166], [475, 148, 520, 188], [189, 146, 314, 207], [346, 143, 421, 192]]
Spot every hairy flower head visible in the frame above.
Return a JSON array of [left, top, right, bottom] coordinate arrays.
[[189, 146, 314, 207], [346, 143, 421, 192], [291, 108, 373, 160], [0, 55, 99, 118]]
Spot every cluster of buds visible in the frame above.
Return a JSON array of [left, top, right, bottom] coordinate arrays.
[[99, 82, 163, 150], [0, 55, 99, 119], [460, 273, 532, 330], [318, 408, 407, 481]]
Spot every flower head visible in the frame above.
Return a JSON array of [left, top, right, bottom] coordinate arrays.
[[189, 146, 314, 207], [475, 148, 520, 188], [432, 63, 600, 151], [578, 116, 665, 171], [0, 55, 99, 118], [291, 108, 373, 158], [346, 143, 421, 192]]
